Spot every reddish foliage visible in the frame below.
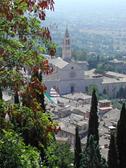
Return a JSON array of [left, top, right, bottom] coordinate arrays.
[[0, 48, 5, 56], [6, 13, 13, 21], [0, 0, 54, 21], [39, 11, 46, 20], [32, 66, 39, 73], [37, 27, 52, 40], [40, 59, 53, 75], [38, 1, 48, 9], [49, 48, 56, 56], [47, 126, 61, 133], [32, 59, 53, 77], [38, 0, 54, 10], [0, 0, 55, 113], [21, 77, 47, 111]]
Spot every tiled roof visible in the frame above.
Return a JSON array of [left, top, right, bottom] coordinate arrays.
[[49, 57, 69, 69]]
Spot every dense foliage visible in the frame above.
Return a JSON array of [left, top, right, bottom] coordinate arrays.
[[0, 0, 59, 167], [80, 135, 107, 168], [44, 142, 74, 168], [0, 130, 40, 168]]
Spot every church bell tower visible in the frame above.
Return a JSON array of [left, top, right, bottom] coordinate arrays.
[[62, 28, 72, 62]]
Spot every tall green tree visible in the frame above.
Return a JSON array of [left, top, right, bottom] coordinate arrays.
[[80, 135, 107, 168], [108, 131, 119, 168], [0, 0, 56, 164], [117, 103, 126, 168], [87, 89, 99, 145], [81, 90, 108, 168], [74, 127, 82, 168], [0, 0, 55, 105]]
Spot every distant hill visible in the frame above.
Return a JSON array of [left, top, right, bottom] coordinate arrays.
[[44, 0, 126, 58]]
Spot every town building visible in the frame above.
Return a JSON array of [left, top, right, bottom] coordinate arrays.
[[108, 59, 126, 74], [98, 99, 112, 114], [44, 28, 126, 98]]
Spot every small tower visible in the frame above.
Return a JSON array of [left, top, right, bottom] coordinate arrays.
[[62, 28, 72, 62]]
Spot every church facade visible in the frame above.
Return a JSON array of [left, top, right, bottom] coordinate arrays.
[[44, 58, 88, 94], [44, 29, 126, 97], [44, 28, 89, 95]]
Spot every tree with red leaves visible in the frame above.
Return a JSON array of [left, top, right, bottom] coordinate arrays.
[[0, 0, 56, 104], [0, 0, 58, 166]]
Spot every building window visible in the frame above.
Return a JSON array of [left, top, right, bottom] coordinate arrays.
[[71, 86, 74, 94], [66, 39, 70, 45]]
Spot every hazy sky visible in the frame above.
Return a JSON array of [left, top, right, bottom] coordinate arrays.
[[55, 0, 126, 7], [54, 0, 126, 13], [46, 0, 126, 26]]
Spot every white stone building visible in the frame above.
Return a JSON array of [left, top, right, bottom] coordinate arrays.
[[44, 57, 88, 94], [44, 29, 126, 98]]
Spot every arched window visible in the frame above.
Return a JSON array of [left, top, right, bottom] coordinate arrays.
[[66, 39, 70, 45]]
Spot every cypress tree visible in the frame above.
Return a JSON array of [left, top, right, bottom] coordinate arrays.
[[74, 127, 82, 168], [80, 135, 107, 168], [80, 89, 108, 168], [108, 131, 119, 168], [87, 89, 99, 145], [117, 103, 126, 168]]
